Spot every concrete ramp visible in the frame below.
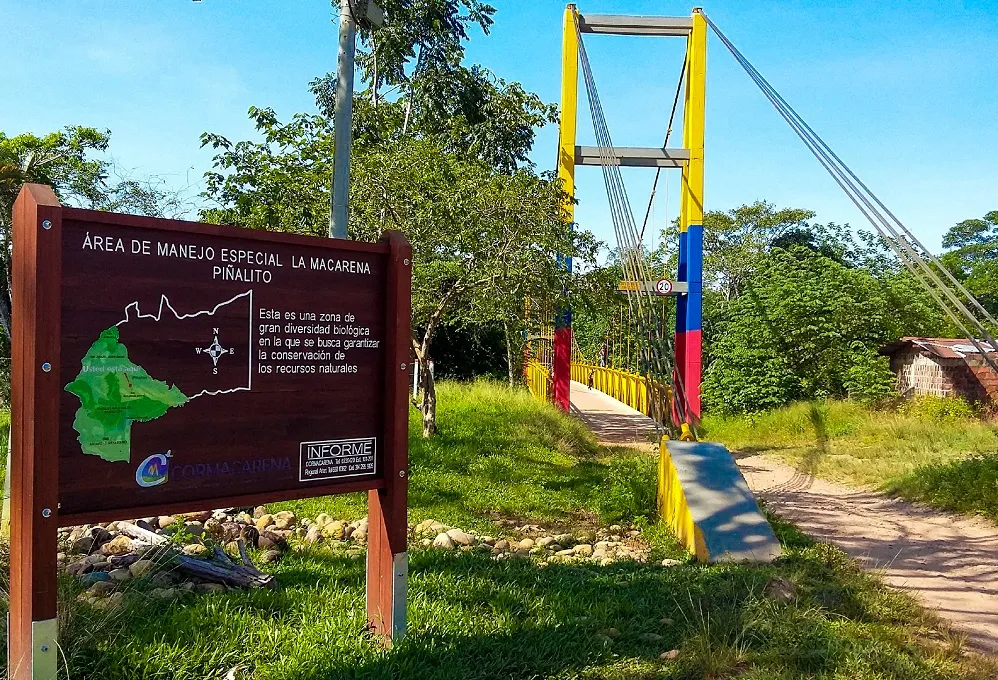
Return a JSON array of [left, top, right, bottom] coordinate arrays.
[[658, 440, 782, 563]]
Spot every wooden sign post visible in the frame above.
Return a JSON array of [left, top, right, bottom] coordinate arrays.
[[8, 184, 412, 678]]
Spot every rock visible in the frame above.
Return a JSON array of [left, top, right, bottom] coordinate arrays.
[[149, 587, 179, 600], [258, 531, 289, 552], [234, 512, 253, 524], [305, 525, 323, 544], [322, 521, 345, 539], [445, 529, 475, 547], [420, 538, 432, 547], [66, 560, 92, 576], [204, 519, 224, 539], [763, 577, 797, 602], [80, 571, 111, 586], [108, 553, 141, 568], [253, 505, 269, 519], [536, 536, 557, 548], [86, 553, 108, 564], [639, 632, 663, 642], [88, 580, 117, 596], [494, 539, 510, 552], [659, 618, 675, 626], [197, 583, 227, 594], [660, 559, 682, 567], [70, 536, 96, 554], [135, 519, 156, 533], [260, 550, 282, 564], [479, 536, 496, 546], [555, 549, 574, 557], [603, 628, 621, 638], [89, 560, 112, 572], [553, 533, 574, 547], [628, 530, 640, 537], [593, 549, 607, 560], [240, 525, 260, 548], [93, 592, 126, 610], [90, 526, 113, 544], [343, 525, 355, 538], [255, 514, 275, 531], [183, 544, 209, 557], [574, 544, 594, 557], [108, 568, 132, 582], [315, 513, 332, 527], [184, 521, 205, 537], [129, 559, 154, 578], [433, 533, 456, 550], [224, 541, 241, 558], [516, 538, 535, 550], [352, 530, 368, 542], [184, 510, 212, 523], [151, 571, 178, 586], [102, 536, 134, 556], [608, 524, 622, 533], [180, 582, 196, 592], [273, 517, 294, 531], [660, 649, 680, 661]]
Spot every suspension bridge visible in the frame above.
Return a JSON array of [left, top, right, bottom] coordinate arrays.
[[525, 4, 998, 564]]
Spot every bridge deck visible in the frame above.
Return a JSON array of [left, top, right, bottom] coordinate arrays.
[[569, 381, 658, 447]]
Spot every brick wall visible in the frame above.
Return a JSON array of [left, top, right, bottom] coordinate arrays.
[[891, 349, 956, 397], [891, 348, 997, 404], [964, 354, 998, 403]]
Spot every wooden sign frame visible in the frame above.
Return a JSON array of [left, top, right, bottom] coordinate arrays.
[[8, 185, 411, 678]]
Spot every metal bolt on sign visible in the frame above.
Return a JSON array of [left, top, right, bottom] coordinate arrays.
[[41, 509, 51, 517], [41, 363, 51, 372], [41, 220, 51, 230]]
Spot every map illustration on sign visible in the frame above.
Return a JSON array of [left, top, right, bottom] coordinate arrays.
[[64, 291, 253, 463]]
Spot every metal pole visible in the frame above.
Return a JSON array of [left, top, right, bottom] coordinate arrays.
[[330, 0, 356, 239]]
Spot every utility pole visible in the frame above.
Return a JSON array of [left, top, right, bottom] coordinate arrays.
[[330, 0, 384, 240], [330, 0, 357, 239]]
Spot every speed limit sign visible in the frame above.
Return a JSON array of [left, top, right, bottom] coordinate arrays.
[[654, 278, 674, 295]]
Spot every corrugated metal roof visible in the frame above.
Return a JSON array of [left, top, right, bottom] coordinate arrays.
[[880, 337, 998, 360]]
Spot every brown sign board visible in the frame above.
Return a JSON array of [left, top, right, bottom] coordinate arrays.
[[9, 185, 412, 675]]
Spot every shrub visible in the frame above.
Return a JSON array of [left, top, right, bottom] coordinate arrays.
[[898, 394, 976, 421]]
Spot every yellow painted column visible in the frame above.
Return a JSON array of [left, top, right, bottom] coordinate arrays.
[[552, 3, 579, 412], [558, 4, 579, 216]]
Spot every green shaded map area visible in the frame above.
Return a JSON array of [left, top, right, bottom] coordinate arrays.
[[65, 326, 188, 463]]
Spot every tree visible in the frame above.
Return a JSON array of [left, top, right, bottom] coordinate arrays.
[[310, 1, 556, 172], [941, 210, 998, 315], [701, 245, 944, 414], [0, 127, 111, 338], [201, 108, 592, 435]]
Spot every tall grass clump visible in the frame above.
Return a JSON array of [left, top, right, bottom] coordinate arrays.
[[703, 397, 998, 514]]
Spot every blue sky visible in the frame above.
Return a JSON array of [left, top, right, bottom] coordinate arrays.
[[3, 0, 997, 254]]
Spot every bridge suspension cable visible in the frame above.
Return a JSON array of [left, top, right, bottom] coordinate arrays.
[[574, 15, 696, 437], [703, 13, 998, 373]]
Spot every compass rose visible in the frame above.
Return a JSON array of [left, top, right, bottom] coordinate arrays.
[[200, 333, 230, 367]]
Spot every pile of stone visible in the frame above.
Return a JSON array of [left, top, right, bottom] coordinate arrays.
[[412, 519, 664, 567], [61, 507, 677, 608], [61, 506, 299, 606]]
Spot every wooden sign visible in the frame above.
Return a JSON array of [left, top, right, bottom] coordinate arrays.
[[9, 185, 412, 677]]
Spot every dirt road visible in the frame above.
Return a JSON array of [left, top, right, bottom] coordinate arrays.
[[569, 381, 998, 653]]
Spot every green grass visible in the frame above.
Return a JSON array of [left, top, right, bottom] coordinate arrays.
[[701, 398, 998, 514], [276, 382, 658, 535], [2, 384, 996, 679]]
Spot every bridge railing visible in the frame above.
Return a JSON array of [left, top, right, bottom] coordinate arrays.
[[525, 360, 551, 403], [571, 362, 671, 423]]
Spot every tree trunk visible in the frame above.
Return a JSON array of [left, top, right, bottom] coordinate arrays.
[[504, 319, 519, 388], [419, 353, 436, 437]]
